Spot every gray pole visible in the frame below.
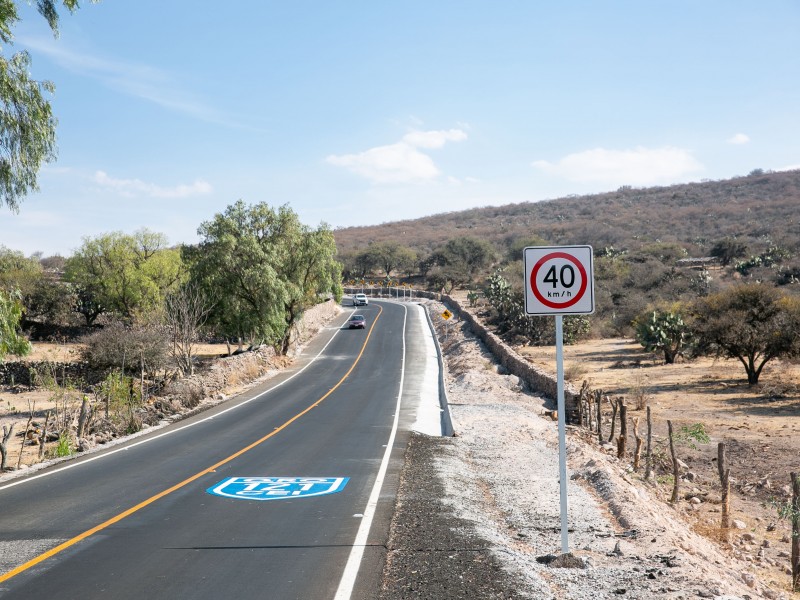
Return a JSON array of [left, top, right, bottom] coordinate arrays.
[[555, 314, 570, 554]]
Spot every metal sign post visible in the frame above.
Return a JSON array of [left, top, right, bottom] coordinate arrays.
[[554, 314, 569, 554], [523, 246, 594, 556], [442, 309, 453, 341]]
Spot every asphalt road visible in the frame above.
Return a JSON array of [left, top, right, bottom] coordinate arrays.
[[0, 299, 430, 599]]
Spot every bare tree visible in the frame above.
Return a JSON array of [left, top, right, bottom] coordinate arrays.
[[165, 284, 212, 376]]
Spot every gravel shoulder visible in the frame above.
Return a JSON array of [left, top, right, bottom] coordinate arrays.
[[380, 299, 790, 600]]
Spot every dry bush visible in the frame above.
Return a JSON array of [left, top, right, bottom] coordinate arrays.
[[565, 362, 589, 382], [161, 379, 205, 409], [628, 372, 650, 410]]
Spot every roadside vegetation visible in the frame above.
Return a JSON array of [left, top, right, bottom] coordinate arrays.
[[0, 199, 342, 463], [335, 169, 800, 386]]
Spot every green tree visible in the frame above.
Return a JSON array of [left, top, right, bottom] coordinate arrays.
[[351, 249, 374, 278], [362, 242, 416, 277], [186, 201, 342, 354], [65, 229, 183, 323], [0, 246, 42, 295], [23, 276, 77, 326], [0, 1, 93, 211], [691, 283, 800, 384], [0, 246, 75, 327], [505, 235, 549, 263], [435, 236, 495, 285], [279, 223, 342, 353], [634, 305, 693, 364], [0, 288, 30, 360]]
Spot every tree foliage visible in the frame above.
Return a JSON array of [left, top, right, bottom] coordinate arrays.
[[0, 245, 41, 294], [0, 246, 76, 326], [0, 287, 30, 360], [437, 236, 495, 281], [360, 242, 416, 277], [0, 0, 90, 211], [690, 283, 800, 384], [186, 201, 342, 354], [65, 229, 183, 323]]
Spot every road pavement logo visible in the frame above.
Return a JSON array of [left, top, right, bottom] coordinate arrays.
[[206, 476, 349, 501]]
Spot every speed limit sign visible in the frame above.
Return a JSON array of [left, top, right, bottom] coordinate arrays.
[[524, 246, 595, 315]]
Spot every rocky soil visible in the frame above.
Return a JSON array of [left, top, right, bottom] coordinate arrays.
[[380, 299, 797, 600]]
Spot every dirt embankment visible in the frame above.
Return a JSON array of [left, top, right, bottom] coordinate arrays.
[[426, 293, 799, 599], [0, 300, 343, 476]]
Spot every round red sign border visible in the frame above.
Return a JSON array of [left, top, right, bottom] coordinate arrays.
[[530, 251, 588, 310]]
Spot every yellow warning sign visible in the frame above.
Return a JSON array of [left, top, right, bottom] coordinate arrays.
[[442, 309, 453, 320]]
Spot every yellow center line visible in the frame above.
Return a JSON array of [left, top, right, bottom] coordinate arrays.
[[0, 304, 383, 584]]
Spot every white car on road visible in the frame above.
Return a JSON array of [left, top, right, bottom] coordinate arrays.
[[353, 293, 368, 306]]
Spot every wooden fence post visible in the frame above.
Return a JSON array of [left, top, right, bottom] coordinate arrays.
[[608, 398, 619, 443], [616, 400, 627, 459], [595, 391, 603, 444], [38, 411, 51, 462], [633, 417, 642, 471], [644, 406, 653, 480], [0, 424, 14, 471], [791, 472, 799, 592], [718, 442, 731, 542], [668, 420, 679, 503]]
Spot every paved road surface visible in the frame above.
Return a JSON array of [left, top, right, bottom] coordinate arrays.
[[0, 300, 434, 599]]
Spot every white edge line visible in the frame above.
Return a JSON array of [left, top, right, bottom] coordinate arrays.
[[334, 302, 407, 599], [0, 319, 348, 493]]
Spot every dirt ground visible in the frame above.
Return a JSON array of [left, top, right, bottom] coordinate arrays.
[[518, 338, 800, 594], [2, 308, 799, 595], [0, 342, 230, 470]]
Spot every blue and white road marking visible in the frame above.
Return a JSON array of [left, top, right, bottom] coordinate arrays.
[[207, 477, 349, 501]]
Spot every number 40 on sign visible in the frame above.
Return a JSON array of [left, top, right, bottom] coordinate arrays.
[[523, 246, 595, 316]]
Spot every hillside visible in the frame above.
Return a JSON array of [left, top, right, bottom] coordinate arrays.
[[333, 169, 800, 257]]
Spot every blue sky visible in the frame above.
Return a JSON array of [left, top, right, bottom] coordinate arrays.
[[2, 1, 798, 257]]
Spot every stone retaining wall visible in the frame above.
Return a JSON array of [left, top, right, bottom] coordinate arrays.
[[0, 361, 90, 387], [415, 290, 579, 419]]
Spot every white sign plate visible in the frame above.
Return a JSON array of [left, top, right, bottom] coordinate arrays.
[[524, 245, 595, 315]]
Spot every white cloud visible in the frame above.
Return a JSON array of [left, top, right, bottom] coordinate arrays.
[[93, 171, 213, 198], [326, 128, 468, 184], [19, 35, 233, 126], [727, 133, 750, 145], [532, 146, 704, 186]]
